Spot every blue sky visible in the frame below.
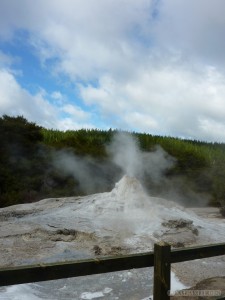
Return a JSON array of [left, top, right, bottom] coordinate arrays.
[[0, 0, 225, 142]]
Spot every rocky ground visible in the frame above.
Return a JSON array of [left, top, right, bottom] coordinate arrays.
[[0, 176, 225, 299], [171, 277, 225, 300]]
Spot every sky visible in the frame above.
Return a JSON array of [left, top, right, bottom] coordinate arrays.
[[0, 0, 225, 142]]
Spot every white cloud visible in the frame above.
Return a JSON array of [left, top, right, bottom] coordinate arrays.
[[0, 69, 94, 130], [0, 68, 57, 127], [0, 0, 154, 80], [154, 0, 225, 66], [0, 50, 15, 67], [80, 64, 225, 142], [199, 118, 225, 142], [56, 118, 95, 131], [1, 0, 225, 77], [62, 104, 90, 121], [51, 91, 63, 101], [0, 1, 225, 141], [124, 112, 159, 132]]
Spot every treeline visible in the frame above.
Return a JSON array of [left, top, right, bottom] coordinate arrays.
[[0, 115, 225, 208]]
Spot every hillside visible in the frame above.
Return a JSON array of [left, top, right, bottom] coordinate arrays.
[[0, 115, 225, 208]]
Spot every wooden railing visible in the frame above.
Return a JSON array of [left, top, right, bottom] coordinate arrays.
[[0, 242, 225, 299]]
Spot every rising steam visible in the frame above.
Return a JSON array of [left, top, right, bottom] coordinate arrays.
[[52, 132, 175, 195], [106, 132, 175, 183]]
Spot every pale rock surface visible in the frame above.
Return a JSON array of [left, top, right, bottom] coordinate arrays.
[[0, 175, 225, 299]]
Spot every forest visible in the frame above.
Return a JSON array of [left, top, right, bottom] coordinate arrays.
[[0, 115, 225, 209]]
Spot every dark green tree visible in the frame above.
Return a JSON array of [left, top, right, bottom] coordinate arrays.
[[0, 115, 44, 206]]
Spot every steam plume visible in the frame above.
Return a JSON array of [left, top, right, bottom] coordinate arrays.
[[106, 132, 175, 183], [52, 131, 175, 195]]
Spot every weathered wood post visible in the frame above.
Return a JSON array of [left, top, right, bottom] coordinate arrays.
[[153, 242, 171, 300]]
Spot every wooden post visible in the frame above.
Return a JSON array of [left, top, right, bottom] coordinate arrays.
[[153, 242, 171, 300]]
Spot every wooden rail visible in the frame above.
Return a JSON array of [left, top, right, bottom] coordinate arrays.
[[0, 252, 154, 286], [0, 242, 225, 299]]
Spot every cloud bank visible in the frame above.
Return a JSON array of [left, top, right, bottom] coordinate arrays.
[[0, 0, 225, 141]]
